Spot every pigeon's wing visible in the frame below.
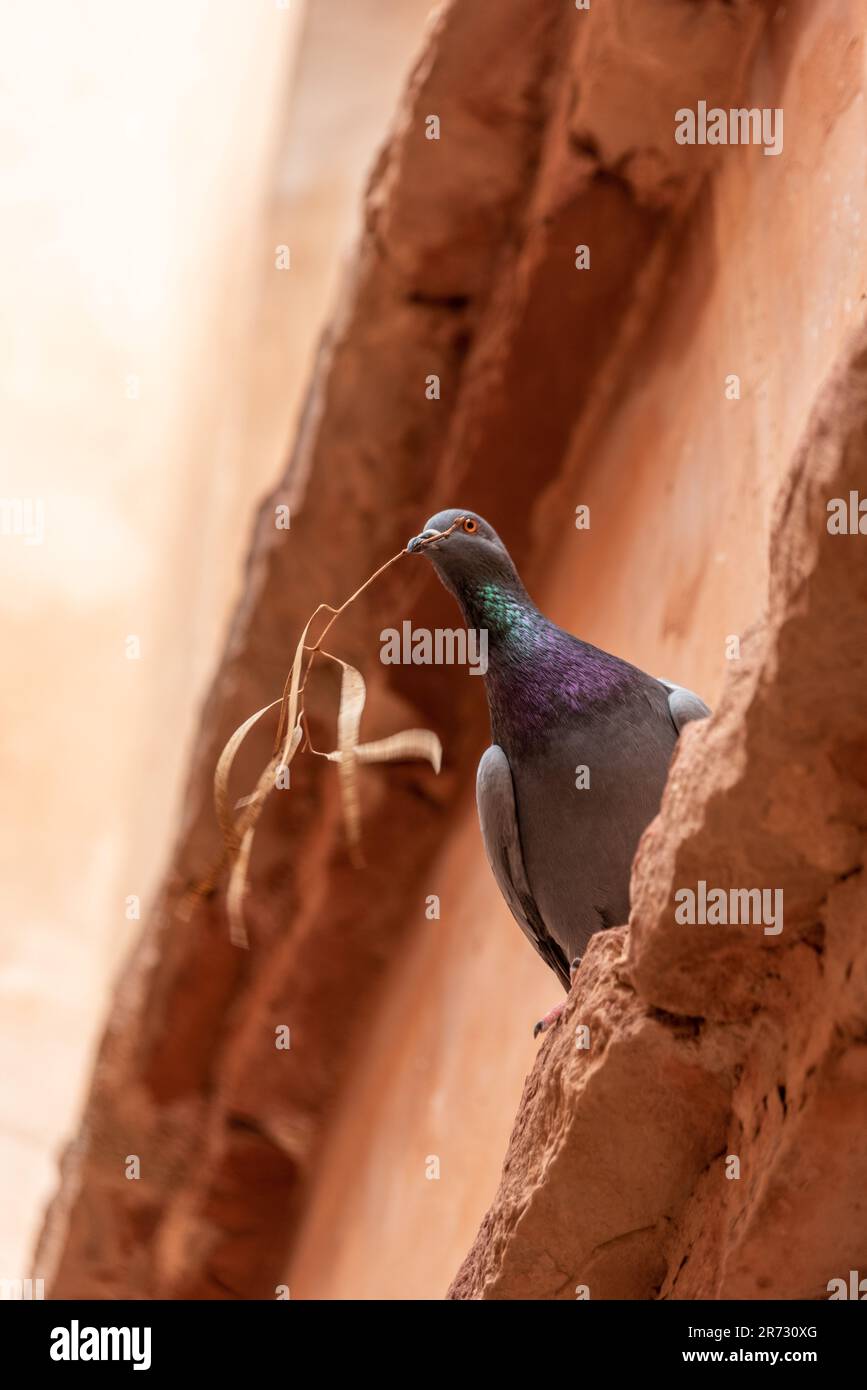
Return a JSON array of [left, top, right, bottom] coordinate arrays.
[[657, 678, 711, 734], [476, 744, 571, 991]]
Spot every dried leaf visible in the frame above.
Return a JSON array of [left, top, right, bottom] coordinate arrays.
[[335, 661, 366, 848], [225, 719, 302, 938], [226, 826, 255, 949], [214, 697, 283, 851], [234, 723, 302, 810], [326, 729, 442, 773], [209, 535, 459, 946], [214, 700, 302, 944]]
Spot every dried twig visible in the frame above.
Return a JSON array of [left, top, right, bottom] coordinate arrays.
[[190, 518, 464, 946]]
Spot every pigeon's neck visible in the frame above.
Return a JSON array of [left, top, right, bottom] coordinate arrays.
[[456, 578, 632, 749], [462, 579, 539, 647]]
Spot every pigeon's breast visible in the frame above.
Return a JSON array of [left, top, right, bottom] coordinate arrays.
[[508, 698, 677, 962]]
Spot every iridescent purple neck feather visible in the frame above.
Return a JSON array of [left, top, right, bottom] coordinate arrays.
[[452, 574, 633, 753]]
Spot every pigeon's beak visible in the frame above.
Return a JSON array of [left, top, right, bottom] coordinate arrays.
[[406, 529, 438, 554]]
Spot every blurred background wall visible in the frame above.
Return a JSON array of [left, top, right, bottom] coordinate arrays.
[[0, 0, 434, 1284]]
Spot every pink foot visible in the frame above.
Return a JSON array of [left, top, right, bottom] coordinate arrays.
[[533, 1001, 565, 1038], [533, 955, 583, 1039]]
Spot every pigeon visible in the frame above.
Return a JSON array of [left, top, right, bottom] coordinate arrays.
[[407, 509, 710, 1035]]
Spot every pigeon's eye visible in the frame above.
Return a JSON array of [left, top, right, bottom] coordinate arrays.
[[463, 517, 478, 534]]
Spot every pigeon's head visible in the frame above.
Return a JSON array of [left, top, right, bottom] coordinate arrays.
[[406, 508, 523, 603]]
